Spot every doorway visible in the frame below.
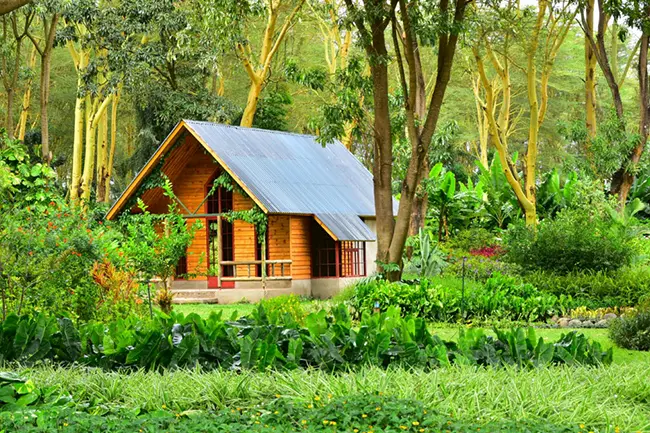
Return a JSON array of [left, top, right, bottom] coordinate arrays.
[[206, 174, 234, 288]]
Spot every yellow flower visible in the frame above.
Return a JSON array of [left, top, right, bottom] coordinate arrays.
[[301, 420, 307, 425], [175, 413, 181, 418], [413, 421, 420, 426], [376, 407, 381, 411], [330, 421, 337, 426], [275, 394, 281, 398], [580, 425, 585, 429], [353, 429, 359, 433], [323, 420, 329, 425], [274, 411, 279, 415], [255, 421, 260, 425], [161, 404, 167, 409], [400, 426, 408, 430], [328, 394, 333, 399], [615, 428, 620, 433], [362, 414, 368, 418], [63, 423, 69, 427], [314, 396, 321, 401], [419, 430, 425, 433], [308, 404, 314, 409]]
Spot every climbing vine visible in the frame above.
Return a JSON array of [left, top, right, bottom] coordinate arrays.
[[222, 205, 268, 244]]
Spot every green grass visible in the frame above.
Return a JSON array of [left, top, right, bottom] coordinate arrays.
[[173, 302, 257, 319], [14, 364, 650, 431]]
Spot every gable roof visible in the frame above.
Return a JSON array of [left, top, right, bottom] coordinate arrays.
[[107, 120, 392, 241]]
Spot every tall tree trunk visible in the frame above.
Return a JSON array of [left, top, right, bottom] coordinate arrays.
[[616, 33, 650, 205], [95, 110, 108, 202], [104, 89, 120, 201], [36, 13, 58, 163], [585, 0, 597, 139], [69, 44, 87, 204], [16, 46, 36, 141], [240, 79, 262, 127]]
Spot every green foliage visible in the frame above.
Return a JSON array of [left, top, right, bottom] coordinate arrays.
[[119, 179, 200, 285], [522, 267, 650, 308], [257, 294, 306, 325], [251, 90, 292, 131], [445, 227, 498, 252], [403, 229, 447, 277], [444, 254, 518, 282], [348, 273, 574, 323], [609, 312, 650, 351], [0, 372, 66, 412], [0, 304, 612, 372], [504, 209, 638, 274], [477, 157, 520, 229], [0, 393, 598, 432]]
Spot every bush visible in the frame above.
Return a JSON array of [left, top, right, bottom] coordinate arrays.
[[349, 274, 574, 323], [609, 312, 650, 351], [0, 307, 612, 371], [444, 254, 519, 282], [504, 209, 637, 274], [445, 227, 498, 252], [522, 267, 650, 307]]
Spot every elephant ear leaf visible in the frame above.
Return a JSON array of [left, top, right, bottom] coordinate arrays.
[[57, 318, 82, 362], [429, 162, 443, 179]]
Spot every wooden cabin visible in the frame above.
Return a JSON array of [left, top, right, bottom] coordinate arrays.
[[106, 120, 389, 304]]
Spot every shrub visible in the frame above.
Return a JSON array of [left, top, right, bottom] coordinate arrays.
[[349, 274, 573, 323], [0, 307, 611, 371], [504, 209, 637, 274], [443, 254, 520, 282], [609, 312, 650, 351], [522, 267, 650, 307], [446, 227, 498, 252]]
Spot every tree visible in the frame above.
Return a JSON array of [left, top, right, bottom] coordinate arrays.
[[579, 0, 650, 206], [196, 0, 306, 127], [0, 9, 34, 138], [319, 0, 470, 278], [473, 0, 576, 225], [25, 0, 58, 163]]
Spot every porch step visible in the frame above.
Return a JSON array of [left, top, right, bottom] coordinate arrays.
[[171, 289, 219, 304], [172, 297, 219, 304]]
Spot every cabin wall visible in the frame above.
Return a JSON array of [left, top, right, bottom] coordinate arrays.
[[268, 215, 291, 276], [290, 216, 311, 280], [233, 194, 256, 277]]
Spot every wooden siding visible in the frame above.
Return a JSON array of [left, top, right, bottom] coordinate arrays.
[[290, 216, 311, 279], [268, 216, 291, 276], [233, 194, 256, 277]]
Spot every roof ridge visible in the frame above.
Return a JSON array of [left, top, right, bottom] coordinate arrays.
[[183, 119, 337, 142]]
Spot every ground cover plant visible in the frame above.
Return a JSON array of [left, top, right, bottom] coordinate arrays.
[[0, 393, 602, 433], [0, 305, 612, 371], [348, 273, 575, 323]]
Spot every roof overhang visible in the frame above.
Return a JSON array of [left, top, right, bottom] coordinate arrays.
[[314, 213, 376, 242]]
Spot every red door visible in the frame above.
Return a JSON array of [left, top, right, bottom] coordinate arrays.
[[206, 180, 235, 288]]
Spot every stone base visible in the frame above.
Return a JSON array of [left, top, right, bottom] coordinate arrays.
[[171, 277, 361, 304]]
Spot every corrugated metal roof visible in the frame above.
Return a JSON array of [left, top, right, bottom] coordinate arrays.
[[315, 213, 377, 242], [183, 120, 391, 241]]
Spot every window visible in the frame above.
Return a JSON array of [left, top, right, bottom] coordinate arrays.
[[340, 241, 366, 277], [311, 221, 367, 278]]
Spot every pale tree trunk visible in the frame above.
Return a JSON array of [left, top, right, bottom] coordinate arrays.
[[79, 94, 112, 204], [104, 88, 120, 202], [95, 110, 108, 202], [237, 0, 305, 127], [1, 14, 28, 139], [68, 40, 87, 204], [16, 45, 36, 141]]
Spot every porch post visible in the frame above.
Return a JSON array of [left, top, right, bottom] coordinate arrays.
[[261, 234, 267, 290], [217, 215, 222, 288]]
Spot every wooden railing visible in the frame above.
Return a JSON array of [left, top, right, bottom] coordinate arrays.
[[219, 260, 292, 284]]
